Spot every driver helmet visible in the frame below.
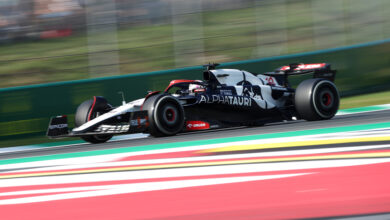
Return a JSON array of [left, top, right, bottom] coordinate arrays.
[[189, 84, 205, 94]]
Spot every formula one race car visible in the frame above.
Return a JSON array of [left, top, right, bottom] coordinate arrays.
[[47, 63, 339, 143]]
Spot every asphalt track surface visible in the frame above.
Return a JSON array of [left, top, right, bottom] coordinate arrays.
[[1, 109, 390, 160]]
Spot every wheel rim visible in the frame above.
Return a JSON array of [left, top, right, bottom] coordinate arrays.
[[319, 90, 334, 110], [323, 93, 332, 106], [159, 104, 179, 126], [312, 81, 339, 119], [154, 96, 184, 135], [165, 107, 176, 122]]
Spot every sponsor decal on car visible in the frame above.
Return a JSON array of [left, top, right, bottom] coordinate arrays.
[[265, 76, 275, 85], [95, 124, 130, 133], [198, 95, 252, 107], [270, 86, 288, 91], [130, 118, 148, 127], [219, 89, 233, 96], [49, 124, 68, 129], [186, 121, 210, 130]]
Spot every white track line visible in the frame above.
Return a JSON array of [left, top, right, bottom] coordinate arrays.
[[1, 158, 389, 188], [0, 173, 309, 205], [8, 144, 390, 174]]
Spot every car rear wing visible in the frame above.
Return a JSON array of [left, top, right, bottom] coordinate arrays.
[[264, 63, 336, 82]]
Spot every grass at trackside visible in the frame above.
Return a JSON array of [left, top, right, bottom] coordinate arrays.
[[340, 90, 390, 109], [1, 90, 390, 148]]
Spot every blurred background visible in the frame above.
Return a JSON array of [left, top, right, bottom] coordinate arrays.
[[1, 0, 389, 88], [0, 0, 390, 147]]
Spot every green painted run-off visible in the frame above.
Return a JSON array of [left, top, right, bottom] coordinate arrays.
[[338, 105, 389, 113]]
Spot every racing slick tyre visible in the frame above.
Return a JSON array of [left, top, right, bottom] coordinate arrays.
[[295, 78, 339, 121], [74, 96, 113, 143], [142, 94, 185, 137]]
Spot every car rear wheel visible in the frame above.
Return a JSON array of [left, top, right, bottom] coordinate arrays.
[[142, 94, 185, 137], [74, 96, 113, 143], [295, 79, 339, 121]]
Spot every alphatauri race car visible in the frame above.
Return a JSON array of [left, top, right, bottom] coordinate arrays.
[[47, 63, 339, 143]]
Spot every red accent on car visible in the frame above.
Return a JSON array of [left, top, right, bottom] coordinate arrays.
[[166, 108, 176, 122], [145, 116, 149, 127], [186, 121, 210, 131], [137, 117, 142, 129], [265, 76, 275, 86], [280, 63, 326, 71], [193, 88, 206, 93], [88, 96, 97, 121], [165, 79, 202, 92], [325, 93, 332, 106]]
